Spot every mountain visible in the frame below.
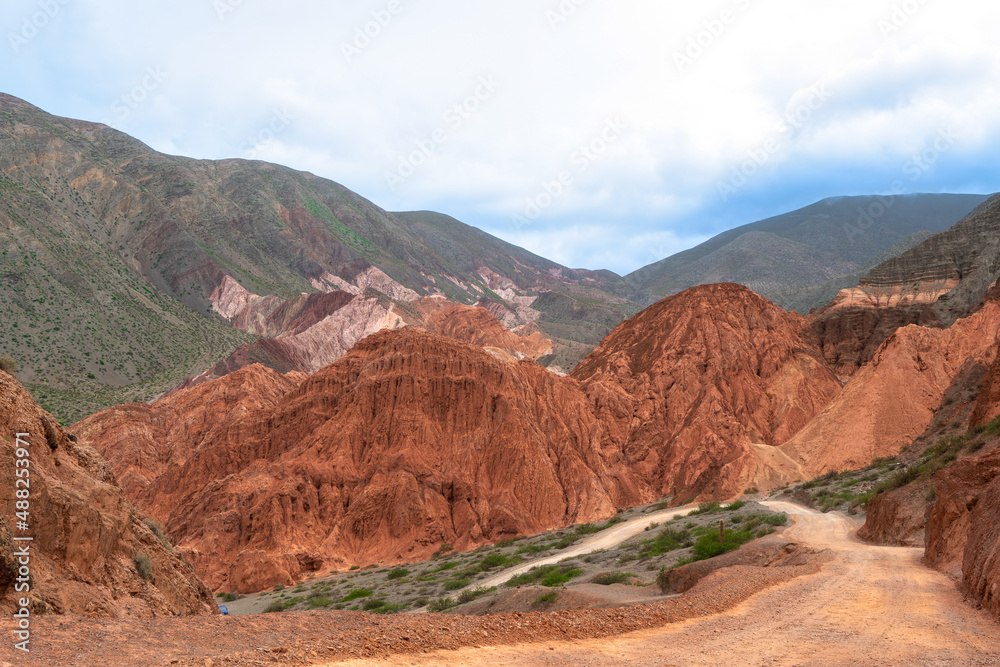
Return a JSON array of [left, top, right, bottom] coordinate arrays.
[[0, 369, 214, 617], [79, 283, 848, 592], [572, 283, 842, 496], [76, 331, 653, 592], [0, 93, 636, 421], [628, 194, 989, 311]]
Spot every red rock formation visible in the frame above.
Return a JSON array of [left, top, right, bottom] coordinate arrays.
[[926, 448, 1000, 615], [82, 332, 650, 592], [970, 342, 1000, 428], [572, 283, 842, 500], [780, 302, 1000, 476], [0, 371, 214, 617]]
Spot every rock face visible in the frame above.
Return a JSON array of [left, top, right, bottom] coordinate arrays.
[[0, 371, 215, 617], [861, 193, 1000, 323], [80, 332, 651, 592], [926, 448, 1000, 615], [780, 302, 1000, 476], [572, 283, 842, 499], [174, 277, 555, 391]]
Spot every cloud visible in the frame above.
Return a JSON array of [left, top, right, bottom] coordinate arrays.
[[2, 0, 999, 274]]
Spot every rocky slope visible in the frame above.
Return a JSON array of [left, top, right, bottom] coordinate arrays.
[[628, 194, 988, 311], [572, 283, 842, 499], [78, 330, 652, 592], [0, 369, 215, 617], [0, 93, 635, 420], [780, 302, 1000, 476]]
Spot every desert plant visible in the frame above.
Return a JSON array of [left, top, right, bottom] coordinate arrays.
[[427, 597, 455, 613], [591, 571, 634, 585], [133, 553, 153, 581], [532, 591, 559, 608], [456, 586, 496, 604], [0, 354, 17, 375], [386, 568, 410, 580]]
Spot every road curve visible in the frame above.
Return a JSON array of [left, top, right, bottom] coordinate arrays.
[[469, 504, 698, 593], [337, 501, 1000, 666]]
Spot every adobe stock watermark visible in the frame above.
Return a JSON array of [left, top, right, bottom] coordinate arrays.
[[878, 0, 931, 39], [384, 76, 501, 191], [546, 0, 588, 31], [512, 117, 627, 230], [213, 0, 246, 21], [341, 0, 405, 63], [844, 124, 962, 242], [8, 0, 71, 54], [240, 108, 295, 159], [101, 66, 169, 126], [674, 0, 753, 73], [11, 432, 33, 653], [716, 83, 833, 202]]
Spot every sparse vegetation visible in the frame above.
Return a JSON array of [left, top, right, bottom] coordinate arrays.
[[532, 591, 559, 608], [590, 571, 634, 585], [506, 564, 583, 588], [133, 553, 153, 581]]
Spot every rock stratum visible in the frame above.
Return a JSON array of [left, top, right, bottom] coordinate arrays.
[[0, 370, 215, 617], [78, 330, 652, 592], [65, 282, 934, 592]]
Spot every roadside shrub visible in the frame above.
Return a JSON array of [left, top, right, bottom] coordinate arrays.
[[506, 564, 582, 588], [457, 586, 496, 604], [444, 578, 470, 591], [427, 597, 455, 613], [590, 571, 634, 586], [216, 592, 241, 602]]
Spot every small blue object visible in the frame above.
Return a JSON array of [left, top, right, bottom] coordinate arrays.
[[219, 605, 229, 615]]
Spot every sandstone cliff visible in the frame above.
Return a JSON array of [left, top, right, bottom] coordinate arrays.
[[0, 371, 215, 617]]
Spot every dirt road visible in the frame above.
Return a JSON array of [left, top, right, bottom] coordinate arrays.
[[470, 504, 697, 593], [326, 501, 1000, 666]]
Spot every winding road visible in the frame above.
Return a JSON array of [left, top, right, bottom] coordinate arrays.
[[331, 500, 1000, 666]]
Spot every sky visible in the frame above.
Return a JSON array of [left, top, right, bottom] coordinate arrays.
[[2, 0, 999, 275]]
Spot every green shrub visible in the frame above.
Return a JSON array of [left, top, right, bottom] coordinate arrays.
[[273, 584, 285, 591], [306, 596, 334, 609], [725, 500, 746, 511], [689, 528, 755, 560], [506, 564, 582, 588], [444, 578, 470, 591], [386, 568, 410, 580], [479, 552, 522, 570], [133, 553, 153, 581], [457, 586, 496, 604], [427, 597, 455, 612], [590, 571, 634, 586], [216, 591, 241, 602], [341, 589, 373, 602], [637, 527, 692, 558]]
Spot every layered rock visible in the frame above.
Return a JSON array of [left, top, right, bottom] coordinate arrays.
[[81, 331, 650, 592], [0, 370, 215, 617], [926, 448, 1000, 615], [572, 283, 842, 499], [780, 302, 1000, 476]]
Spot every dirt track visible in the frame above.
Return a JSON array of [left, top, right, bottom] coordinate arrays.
[[7, 502, 1000, 666], [324, 501, 1000, 666]]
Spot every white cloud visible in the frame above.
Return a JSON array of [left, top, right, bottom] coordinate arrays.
[[2, 0, 999, 274]]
